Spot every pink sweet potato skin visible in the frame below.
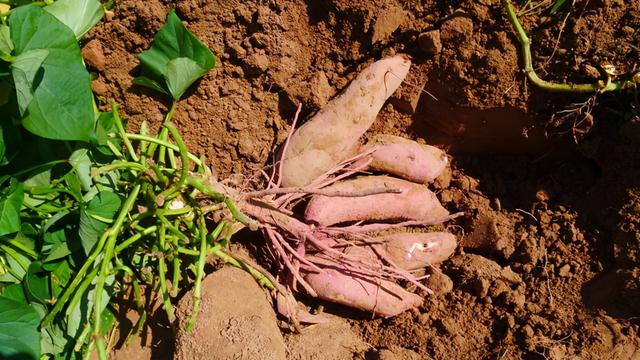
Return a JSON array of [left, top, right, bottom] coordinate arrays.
[[302, 259, 423, 317], [280, 56, 411, 188], [304, 176, 449, 227], [378, 232, 457, 270], [364, 134, 449, 184]]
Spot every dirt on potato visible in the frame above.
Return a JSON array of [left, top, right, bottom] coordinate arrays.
[[86, 0, 640, 359]]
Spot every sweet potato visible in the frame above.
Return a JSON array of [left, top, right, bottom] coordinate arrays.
[[304, 175, 449, 226], [302, 258, 423, 317], [376, 232, 457, 270], [363, 134, 449, 184], [280, 55, 411, 188]]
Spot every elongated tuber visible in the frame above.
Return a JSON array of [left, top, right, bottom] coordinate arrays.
[[280, 55, 411, 188], [305, 175, 449, 227]]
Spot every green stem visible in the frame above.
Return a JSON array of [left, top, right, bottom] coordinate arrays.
[[42, 230, 111, 326], [114, 225, 157, 253], [125, 133, 202, 166], [0, 245, 28, 271], [65, 266, 100, 318], [185, 214, 209, 331], [128, 277, 147, 343], [156, 123, 190, 202], [150, 101, 177, 165], [93, 161, 146, 175], [156, 206, 193, 217], [4, 238, 37, 259], [157, 223, 175, 322], [211, 248, 274, 290], [92, 184, 142, 338], [504, 0, 639, 92], [106, 141, 125, 159], [112, 102, 139, 162]]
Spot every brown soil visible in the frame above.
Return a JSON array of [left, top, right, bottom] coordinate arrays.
[[88, 0, 640, 359]]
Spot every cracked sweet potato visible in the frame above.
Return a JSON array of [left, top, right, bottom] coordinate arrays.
[[376, 232, 457, 270]]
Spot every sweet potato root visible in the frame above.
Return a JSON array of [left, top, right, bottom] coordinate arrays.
[[301, 257, 423, 317], [280, 55, 411, 188], [376, 232, 457, 270], [304, 175, 449, 227], [363, 134, 449, 184]]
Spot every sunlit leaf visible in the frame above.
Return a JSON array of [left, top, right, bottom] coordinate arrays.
[[10, 5, 95, 141], [136, 10, 215, 100], [44, 0, 104, 39]]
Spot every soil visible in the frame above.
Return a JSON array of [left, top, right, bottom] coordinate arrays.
[[85, 0, 640, 359]]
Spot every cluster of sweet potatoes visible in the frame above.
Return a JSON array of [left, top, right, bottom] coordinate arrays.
[[235, 56, 460, 318]]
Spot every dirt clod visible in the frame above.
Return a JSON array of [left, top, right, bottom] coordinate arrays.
[[418, 30, 442, 56], [424, 272, 454, 296], [81, 39, 106, 71], [174, 267, 286, 360], [284, 315, 369, 360]]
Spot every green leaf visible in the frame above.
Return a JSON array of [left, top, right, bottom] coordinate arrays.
[[131, 76, 170, 95], [11, 49, 49, 115], [0, 178, 24, 237], [66, 273, 113, 338], [165, 57, 207, 100], [68, 148, 92, 192], [78, 191, 121, 254], [0, 295, 41, 360], [49, 259, 71, 297], [550, 0, 568, 14], [44, 0, 104, 39], [2, 283, 27, 303], [63, 172, 83, 203], [42, 211, 76, 263], [40, 323, 67, 356], [23, 262, 51, 305], [0, 25, 13, 56], [136, 10, 215, 100], [10, 5, 95, 141]]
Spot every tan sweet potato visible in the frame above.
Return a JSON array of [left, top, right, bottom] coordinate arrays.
[[302, 258, 423, 317], [304, 175, 449, 226], [363, 134, 449, 184], [280, 55, 411, 188]]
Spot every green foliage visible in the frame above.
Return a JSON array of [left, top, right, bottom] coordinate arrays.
[[0, 4, 266, 360], [44, 0, 104, 39], [0, 178, 23, 237], [550, 0, 568, 14], [0, 296, 41, 360], [135, 10, 216, 100], [9, 5, 95, 141], [79, 191, 122, 254]]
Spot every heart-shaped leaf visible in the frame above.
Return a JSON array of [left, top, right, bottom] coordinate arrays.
[[10, 5, 95, 141], [136, 10, 215, 100]]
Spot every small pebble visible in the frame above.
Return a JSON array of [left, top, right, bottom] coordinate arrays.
[[558, 264, 571, 277], [425, 272, 454, 296], [418, 30, 442, 56]]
